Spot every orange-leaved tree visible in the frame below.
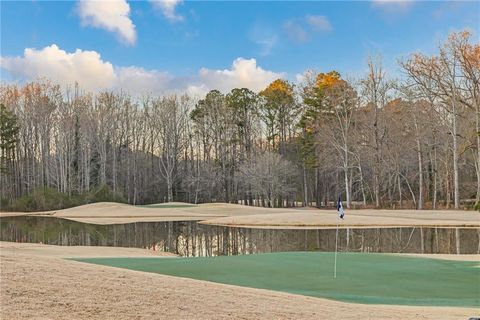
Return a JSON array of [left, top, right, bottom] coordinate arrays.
[[259, 79, 297, 153]]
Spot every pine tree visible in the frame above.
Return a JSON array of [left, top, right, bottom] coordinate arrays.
[[0, 104, 19, 174]]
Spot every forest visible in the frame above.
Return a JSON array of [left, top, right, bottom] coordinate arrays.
[[0, 31, 478, 211]]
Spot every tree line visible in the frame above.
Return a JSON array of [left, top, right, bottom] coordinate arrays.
[[0, 31, 478, 211]]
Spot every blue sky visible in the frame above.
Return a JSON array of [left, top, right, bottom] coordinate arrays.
[[1, 0, 478, 95]]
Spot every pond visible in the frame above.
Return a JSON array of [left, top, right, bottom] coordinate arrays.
[[1, 216, 479, 256]]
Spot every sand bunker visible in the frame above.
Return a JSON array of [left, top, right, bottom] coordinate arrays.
[[1, 202, 479, 227], [200, 209, 480, 229], [0, 241, 176, 258]]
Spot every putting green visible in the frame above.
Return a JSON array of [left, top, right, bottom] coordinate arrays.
[[74, 252, 480, 307]]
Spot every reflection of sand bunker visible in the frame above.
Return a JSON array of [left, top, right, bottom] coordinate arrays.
[[1, 202, 479, 227], [0, 242, 476, 320]]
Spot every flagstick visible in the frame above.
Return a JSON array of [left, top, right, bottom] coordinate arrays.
[[334, 215, 339, 279]]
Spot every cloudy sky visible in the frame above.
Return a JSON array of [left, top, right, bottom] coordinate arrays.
[[1, 0, 478, 96]]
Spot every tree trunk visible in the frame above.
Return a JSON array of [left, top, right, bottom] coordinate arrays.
[[476, 105, 480, 204], [344, 142, 351, 209], [315, 168, 321, 208], [344, 167, 350, 209], [397, 172, 402, 208], [412, 111, 423, 210], [452, 100, 460, 209], [358, 161, 367, 207], [303, 164, 308, 207], [433, 145, 437, 210]]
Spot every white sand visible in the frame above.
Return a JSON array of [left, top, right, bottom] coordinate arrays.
[[1, 202, 479, 227]]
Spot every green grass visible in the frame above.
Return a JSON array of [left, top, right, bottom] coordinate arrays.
[[74, 252, 480, 307]]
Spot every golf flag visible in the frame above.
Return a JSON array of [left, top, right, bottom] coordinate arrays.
[[337, 196, 345, 219]]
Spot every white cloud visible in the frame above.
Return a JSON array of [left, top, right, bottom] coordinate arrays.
[[306, 15, 332, 33], [115, 66, 173, 94], [371, 0, 415, 13], [77, 0, 136, 45], [1, 45, 284, 97], [195, 58, 284, 94], [150, 0, 184, 22], [283, 20, 308, 43], [0, 44, 116, 91]]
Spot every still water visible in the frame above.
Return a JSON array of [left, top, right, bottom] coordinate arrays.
[[1, 216, 478, 256]]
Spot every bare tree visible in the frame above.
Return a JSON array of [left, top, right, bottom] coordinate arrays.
[[361, 56, 392, 207], [151, 95, 190, 202], [239, 151, 297, 208]]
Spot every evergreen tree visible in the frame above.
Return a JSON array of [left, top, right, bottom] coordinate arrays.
[[0, 104, 19, 174]]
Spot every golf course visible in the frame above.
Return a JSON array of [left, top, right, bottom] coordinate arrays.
[[1, 203, 479, 319], [75, 252, 479, 307], [2, 241, 479, 320], [1, 201, 480, 320], [2, 0, 480, 318]]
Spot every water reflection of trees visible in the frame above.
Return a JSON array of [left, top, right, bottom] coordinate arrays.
[[1, 216, 478, 256]]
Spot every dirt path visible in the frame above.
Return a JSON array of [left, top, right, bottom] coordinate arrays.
[[1, 242, 478, 319]]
